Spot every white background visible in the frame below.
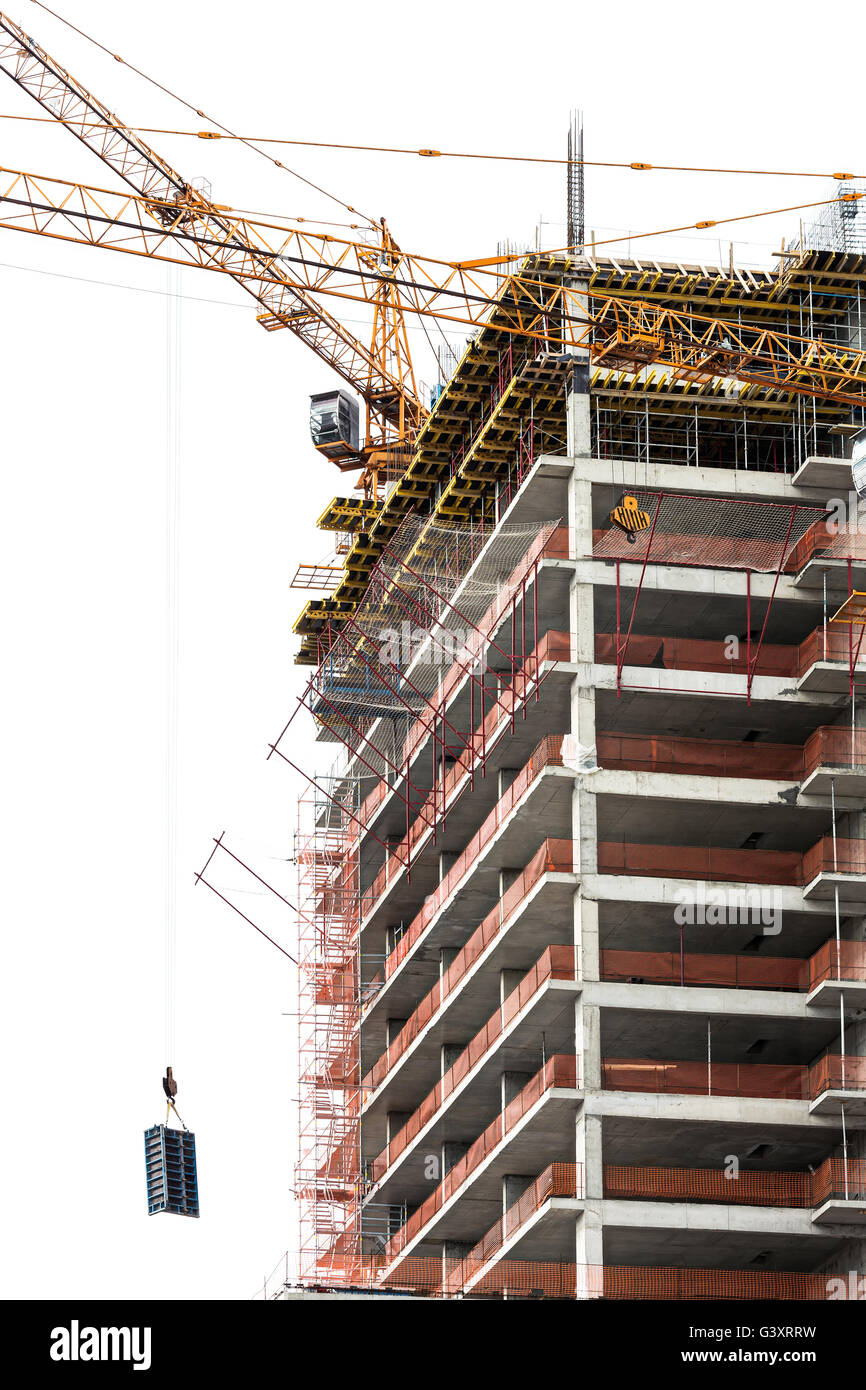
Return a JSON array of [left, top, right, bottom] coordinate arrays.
[[1, 0, 863, 1300]]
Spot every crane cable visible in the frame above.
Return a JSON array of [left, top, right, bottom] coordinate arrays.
[[164, 263, 181, 1091], [25, 0, 378, 228], [1, 107, 863, 183]]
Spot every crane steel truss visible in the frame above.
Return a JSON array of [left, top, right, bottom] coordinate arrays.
[[0, 10, 423, 444], [3, 153, 866, 414]]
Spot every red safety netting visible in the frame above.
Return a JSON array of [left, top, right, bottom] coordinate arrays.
[[598, 835, 866, 887], [598, 839, 803, 886], [604, 1163, 812, 1207], [809, 939, 866, 989], [596, 624, 865, 681], [591, 493, 826, 573], [809, 1053, 866, 1098], [601, 949, 806, 992], [602, 939, 866, 994], [597, 730, 803, 780]]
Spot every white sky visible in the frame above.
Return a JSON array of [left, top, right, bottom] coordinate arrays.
[[1, 0, 864, 1300]]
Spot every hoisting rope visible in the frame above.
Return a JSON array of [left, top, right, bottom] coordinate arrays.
[[165, 1097, 189, 1133]]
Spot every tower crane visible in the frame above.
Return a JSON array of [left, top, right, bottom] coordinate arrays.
[[2, 9, 866, 539], [0, 8, 424, 498]]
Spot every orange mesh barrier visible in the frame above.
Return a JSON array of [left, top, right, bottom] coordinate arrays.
[[301, 1255, 845, 1300], [601, 949, 806, 992], [602, 1057, 808, 1100], [601, 1264, 833, 1301], [809, 1053, 866, 1098], [392, 523, 566, 769], [604, 1156, 866, 1209], [542, 525, 571, 560], [604, 1163, 812, 1207], [810, 1156, 866, 1205], [808, 939, 866, 990], [465, 1259, 582, 1298], [385, 1055, 579, 1257], [597, 730, 803, 780], [384, 824, 574, 981], [371, 949, 577, 1179]]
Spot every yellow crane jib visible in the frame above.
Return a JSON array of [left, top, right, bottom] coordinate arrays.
[[610, 494, 651, 545]]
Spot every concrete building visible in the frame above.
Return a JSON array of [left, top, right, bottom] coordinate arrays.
[[293, 221, 866, 1299]]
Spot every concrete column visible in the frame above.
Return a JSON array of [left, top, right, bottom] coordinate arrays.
[[498, 767, 520, 798], [500, 967, 526, 1004], [439, 850, 458, 880], [565, 356, 591, 459], [576, 1111, 603, 1199], [501, 1071, 533, 1108], [574, 783, 598, 877], [575, 1110, 604, 1298], [574, 892, 599, 982], [575, 996, 601, 1091], [568, 475, 593, 562], [442, 1240, 473, 1289], [386, 1017, 406, 1046], [441, 1141, 469, 1176], [441, 1042, 465, 1076], [502, 1174, 534, 1213], [386, 1111, 410, 1145], [439, 945, 459, 977], [499, 866, 521, 897]]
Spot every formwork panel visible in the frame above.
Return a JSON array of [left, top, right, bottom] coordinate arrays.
[[144, 1124, 200, 1218]]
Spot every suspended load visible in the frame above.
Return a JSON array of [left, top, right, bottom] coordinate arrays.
[[309, 390, 360, 465], [144, 1067, 200, 1218]]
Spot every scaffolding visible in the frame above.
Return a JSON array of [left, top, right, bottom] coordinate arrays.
[[288, 506, 567, 1284]]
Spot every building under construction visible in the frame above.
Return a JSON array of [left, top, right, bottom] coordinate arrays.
[[287, 197, 866, 1300], [4, 2, 866, 1310]]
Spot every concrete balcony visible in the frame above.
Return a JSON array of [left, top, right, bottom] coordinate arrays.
[[598, 834, 866, 905], [355, 624, 575, 887], [449, 1155, 866, 1296], [366, 763, 575, 997], [801, 837, 866, 903], [800, 727, 866, 798], [596, 725, 866, 802], [366, 956, 579, 1191], [809, 1055, 866, 1119], [361, 866, 576, 1096], [600, 938, 866, 1007], [374, 1056, 581, 1272]]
